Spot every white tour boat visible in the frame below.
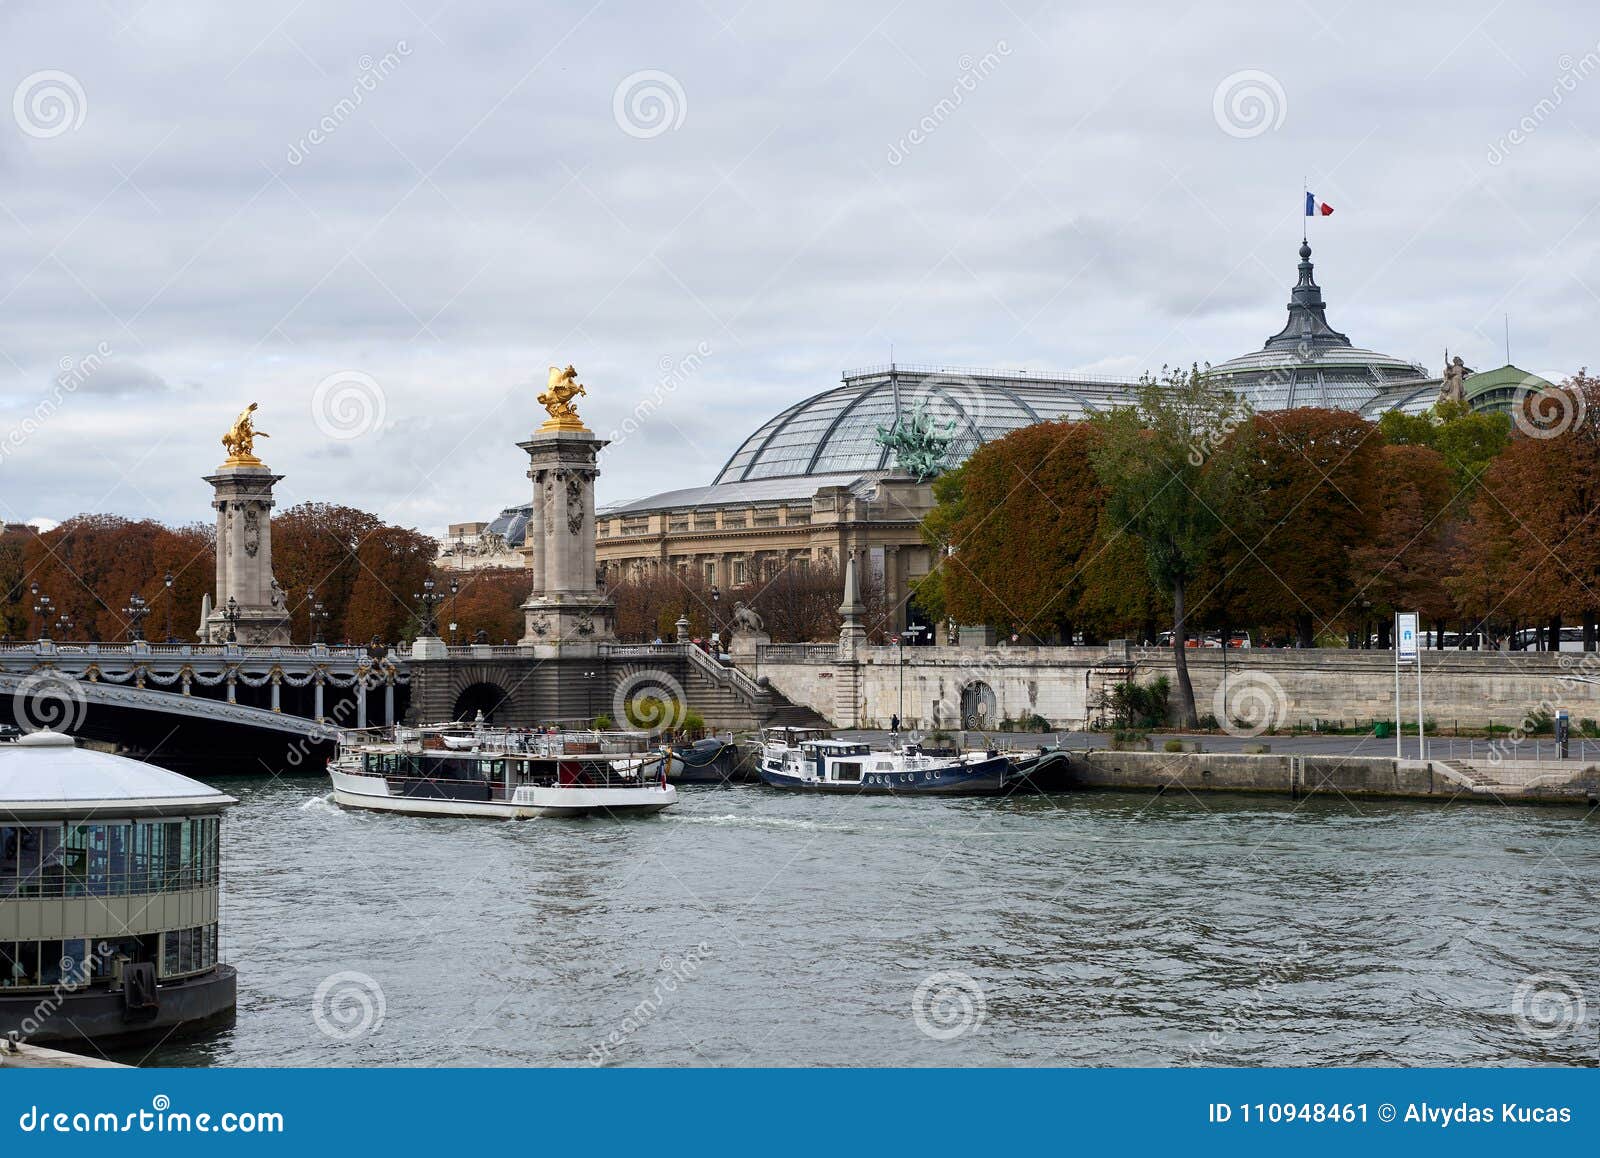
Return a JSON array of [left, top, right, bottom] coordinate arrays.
[[327, 723, 677, 819]]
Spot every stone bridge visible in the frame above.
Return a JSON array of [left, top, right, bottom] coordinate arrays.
[[405, 642, 822, 731], [0, 640, 410, 774]]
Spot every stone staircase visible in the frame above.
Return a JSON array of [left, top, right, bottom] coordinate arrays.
[[1439, 758, 1498, 788]]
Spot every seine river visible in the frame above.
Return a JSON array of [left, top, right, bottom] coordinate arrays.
[[138, 776, 1597, 1067]]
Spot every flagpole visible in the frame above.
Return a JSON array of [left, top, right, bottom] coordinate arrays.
[[1302, 177, 1308, 243]]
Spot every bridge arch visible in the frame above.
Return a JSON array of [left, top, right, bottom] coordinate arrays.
[[452, 681, 512, 724]]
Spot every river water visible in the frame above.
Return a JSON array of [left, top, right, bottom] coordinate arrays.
[[137, 776, 1597, 1067]]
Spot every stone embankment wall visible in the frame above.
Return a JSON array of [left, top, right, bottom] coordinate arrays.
[[751, 644, 1600, 732], [1065, 750, 1599, 807]]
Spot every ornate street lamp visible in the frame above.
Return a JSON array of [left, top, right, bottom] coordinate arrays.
[[414, 576, 443, 637], [55, 613, 73, 638], [310, 600, 330, 645], [31, 584, 52, 642], [163, 570, 175, 642], [223, 595, 241, 644], [710, 583, 720, 646], [124, 592, 150, 641]]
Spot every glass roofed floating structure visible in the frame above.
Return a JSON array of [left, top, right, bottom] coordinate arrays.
[[440, 239, 1551, 635]]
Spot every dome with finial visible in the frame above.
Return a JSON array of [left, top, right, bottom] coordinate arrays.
[[1206, 240, 1427, 411]]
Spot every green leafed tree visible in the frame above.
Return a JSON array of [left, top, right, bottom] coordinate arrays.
[[1088, 366, 1252, 726], [1376, 399, 1509, 500]]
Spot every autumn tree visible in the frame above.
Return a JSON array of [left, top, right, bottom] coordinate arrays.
[[344, 525, 438, 645], [272, 503, 387, 642], [927, 420, 1135, 642], [19, 517, 214, 641], [1377, 399, 1509, 499], [1449, 373, 1600, 648], [1349, 444, 1456, 645], [1089, 366, 1252, 726], [1227, 407, 1382, 647], [441, 568, 529, 643]]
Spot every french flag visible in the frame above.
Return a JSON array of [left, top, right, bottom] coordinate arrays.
[[1305, 192, 1334, 217]]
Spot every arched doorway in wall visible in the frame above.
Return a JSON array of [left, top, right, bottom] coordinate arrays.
[[959, 681, 996, 729], [452, 681, 511, 724]]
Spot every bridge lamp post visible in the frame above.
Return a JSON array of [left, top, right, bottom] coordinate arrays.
[[414, 576, 444, 638], [30, 585, 52, 642], [124, 592, 150, 642], [55, 613, 73, 638], [449, 578, 459, 645], [710, 584, 720, 651], [223, 595, 240, 644], [163, 570, 174, 642], [583, 669, 597, 728], [309, 600, 330, 645]]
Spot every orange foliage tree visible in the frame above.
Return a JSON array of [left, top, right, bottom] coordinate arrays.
[[1226, 408, 1382, 647]]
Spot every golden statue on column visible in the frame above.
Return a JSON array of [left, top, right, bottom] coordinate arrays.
[[537, 365, 589, 433], [221, 402, 269, 466]]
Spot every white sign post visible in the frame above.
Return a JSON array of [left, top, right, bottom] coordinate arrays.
[[1395, 612, 1423, 759]]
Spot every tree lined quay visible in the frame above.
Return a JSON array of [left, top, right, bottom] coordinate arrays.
[[914, 368, 1600, 726]]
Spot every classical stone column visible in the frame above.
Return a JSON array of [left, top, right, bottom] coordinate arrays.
[[517, 369, 615, 656], [203, 430, 291, 646]]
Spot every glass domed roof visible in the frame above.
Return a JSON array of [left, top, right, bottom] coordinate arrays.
[[713, 366, 1135, 484]]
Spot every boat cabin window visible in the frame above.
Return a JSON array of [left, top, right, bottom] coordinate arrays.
[[832, 762, 863, 783]]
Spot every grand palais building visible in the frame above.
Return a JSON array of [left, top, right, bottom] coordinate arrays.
[[440, 242, 1550, 632]]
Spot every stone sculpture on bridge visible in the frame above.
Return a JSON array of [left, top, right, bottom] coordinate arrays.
[[204, 405, 291, 646], [537, 364, 588, 433], [519, 364, 615, 654], [221, 402, 269, 465]]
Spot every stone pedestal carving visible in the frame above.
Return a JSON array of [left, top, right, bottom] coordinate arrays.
[[203, 462, 291, 645], [518, 429, 615, 656]]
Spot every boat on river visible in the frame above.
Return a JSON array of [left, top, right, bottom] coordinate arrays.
[[327, 724, 677, 818], [756, 733, 1020, 795], [640, 734, 745, 784]]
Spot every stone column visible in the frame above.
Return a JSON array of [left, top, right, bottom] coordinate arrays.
[[518, 428, 615, 655], [203, 460, 291, 645], [834, 551, 868, 728]]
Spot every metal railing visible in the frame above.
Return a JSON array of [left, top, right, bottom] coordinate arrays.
[[0, 640, 376, 660], [684, 643, 766, 701]]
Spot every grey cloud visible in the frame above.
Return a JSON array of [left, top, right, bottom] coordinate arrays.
[[0, 0, 1595, 531]]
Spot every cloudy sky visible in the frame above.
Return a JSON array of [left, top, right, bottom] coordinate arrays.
[[2, 0, 1597, 533]]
